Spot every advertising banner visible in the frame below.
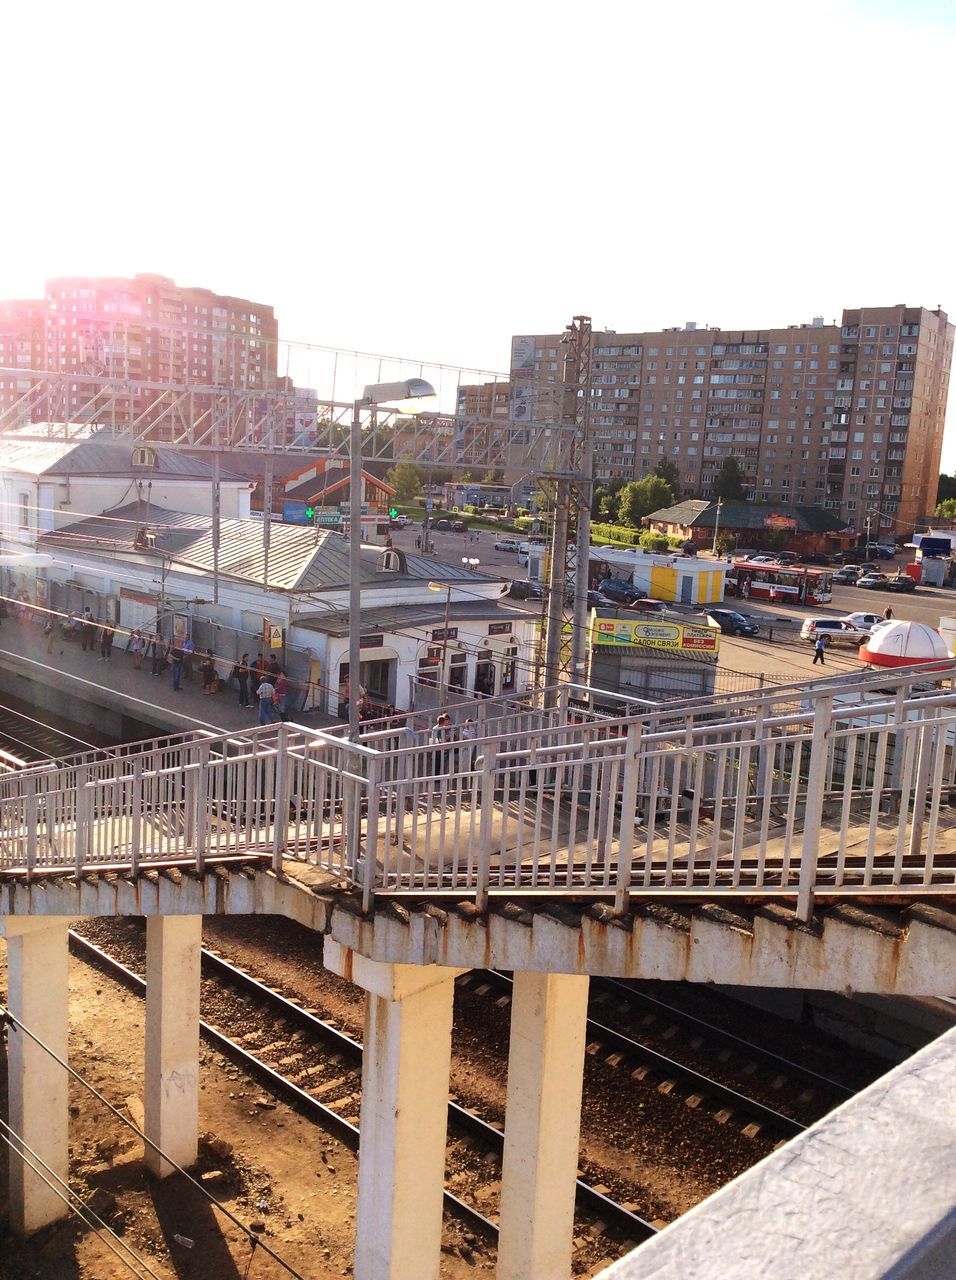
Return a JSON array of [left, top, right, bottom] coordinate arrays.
[[589, 616, 719, 655]]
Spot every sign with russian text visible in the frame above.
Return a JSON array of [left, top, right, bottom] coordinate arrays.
[[589, 616, 719, 655]]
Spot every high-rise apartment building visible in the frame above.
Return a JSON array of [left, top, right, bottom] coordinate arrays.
[[0, 274, 280, 438], [510, 306, 954, 535]]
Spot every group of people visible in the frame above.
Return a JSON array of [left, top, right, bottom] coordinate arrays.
[[229, 653, 291, 724], [430, 712, 478, 774]]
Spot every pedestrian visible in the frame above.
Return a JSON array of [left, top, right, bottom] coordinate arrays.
[[253, 651, 266, 685], [430, 712, 452, 780], [459, 717, 477, 771], [150, 630, 164, 675], [200, 649, 217, 694], [883, 606, 893, 621], [182, 636, 195, 682], [82, 614, 97, 652], [130, 630, 144, 669], [99, 623, 115, 661], [415, 535, 422, 551], [266, 654, 281, 679], [813, 634, 826, 665], [169, 640, 185, 690], [273, 670, 289, 721], [256, 675, 277, 724], [44, 614, 55, 654], [232, 652, 251, 707], [769, 585, 777, 605]]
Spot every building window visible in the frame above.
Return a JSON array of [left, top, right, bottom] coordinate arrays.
[[18, 494, 29, 529]]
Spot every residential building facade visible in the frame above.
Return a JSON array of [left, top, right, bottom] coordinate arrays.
[[0, 274, 283, 440], [511, 307, 954, 536]]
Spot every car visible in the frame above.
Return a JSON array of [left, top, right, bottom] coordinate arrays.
[[389, 514, 411, 528], [748, 554, 777, 564], [835, 548, 868, 564], [451, 520, 469, 533], [841, 612, 887, 631], [885, 574, 917, 593], [626, 597, 668, 614], [586, 590, 613, 608], [802, 552, 834, 566], [832, 566, 862, 585], [857, 573, 890, 589], [799, 617, 870, 647], [702, 608, 760, 637], [732, 548, 760, 561], [598, 577, 646, 604], [775, 551, 799, 565], [432, 517, 450, 532], [866, 543, 896, 561], [494, 537, 521, 552]]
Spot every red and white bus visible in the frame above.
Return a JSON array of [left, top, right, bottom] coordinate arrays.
[[727, 561, 833, 605]]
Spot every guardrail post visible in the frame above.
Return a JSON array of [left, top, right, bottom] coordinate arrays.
[[24, 776, 37, 878], [614, 722, 642, 916], [271, 724, 289, 871], [193, 741, 210, 874], [130, 760, 143, 876], [796, 694, 832, 921], [74, 767, 92, 877], [361, 757, 381, 914], [476, 742, 498, 912]]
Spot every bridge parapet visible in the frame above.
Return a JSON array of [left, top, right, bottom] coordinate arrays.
[[1, 667, 955, 922]]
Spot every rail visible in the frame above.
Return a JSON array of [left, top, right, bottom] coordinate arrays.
[[1, 667, 955, 921]]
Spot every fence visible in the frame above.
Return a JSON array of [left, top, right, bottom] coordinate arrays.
[[1, 665, 955, 920]]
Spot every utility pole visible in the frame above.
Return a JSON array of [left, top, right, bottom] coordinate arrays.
[[711, 498, 723, 555], [540, 317, 593, 704]]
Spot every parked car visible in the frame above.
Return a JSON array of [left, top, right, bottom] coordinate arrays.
[[802, 552, 834, 566], [835, 548, 868, 564], [432, 517, 450, 532], [732, 548, 760, 561], [866, 543, 896, 561], [885, 574, 917, 593], [598, 577, 645, 604], [626, 597, 668, 614], [800, 618, 870, 647], [832, 566, 862, 585], [748, 553, 777, 564], [451, 519, 469, 533], [857, 573, 890, 589], [841, 612, 887, 631], [775, 551, 799, 565], [494, 537, 521, 552], [702, 608, 759, 637], [586, 590, 613, 608], [389, 514, 411, 528]]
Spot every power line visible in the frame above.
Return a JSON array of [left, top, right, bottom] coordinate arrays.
[[0, 1001, 309, 1280], [0, 1116, 163, 1280]]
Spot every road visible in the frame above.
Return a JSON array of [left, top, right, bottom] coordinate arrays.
[[390, 526, 955, 685]]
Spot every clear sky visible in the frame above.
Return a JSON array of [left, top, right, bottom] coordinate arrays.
[[3, 0, 956, 461]]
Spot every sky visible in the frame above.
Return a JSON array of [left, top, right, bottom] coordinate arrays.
[[3, 0, 956, 460]]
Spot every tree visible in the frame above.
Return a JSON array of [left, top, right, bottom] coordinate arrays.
[[712, 456, 746, 502], [937, 474, 956, 506], [616, 476, 674, 527], [386, 462, 422, 502], [654, 459, 682, 501], [935, 498, 956, 519]]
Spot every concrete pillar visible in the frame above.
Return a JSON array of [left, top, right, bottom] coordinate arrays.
[[324, 940, 463, 1280], [144, 915, 202, 1178], [498, 971, 590, 1280], [3, 917, 71, 1234]]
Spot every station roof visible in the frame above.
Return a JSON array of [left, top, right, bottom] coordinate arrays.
[[295, 600, 531, 638], [646, 499, 847, 535], [0, 425, 246, 481]]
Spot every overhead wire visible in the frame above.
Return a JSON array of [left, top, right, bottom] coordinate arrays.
[[0, 1116, 164, 1280], [0, 1001, 309, 1280]]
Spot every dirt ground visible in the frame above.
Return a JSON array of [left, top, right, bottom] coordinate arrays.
[[0, 942, 485, 1280]]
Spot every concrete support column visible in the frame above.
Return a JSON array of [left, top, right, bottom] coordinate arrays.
[[324, 940, 463, 1280], [3, 917, 71, 1234], [144, 915, 202, 1178], [498, 971, 590, 1280]]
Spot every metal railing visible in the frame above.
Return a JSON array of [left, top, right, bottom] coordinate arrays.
[[1, 666, 955, 920]]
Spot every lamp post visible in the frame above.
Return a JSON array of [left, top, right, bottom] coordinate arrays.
[[349, 379, 435, 740], [428, 580, 452, 705]]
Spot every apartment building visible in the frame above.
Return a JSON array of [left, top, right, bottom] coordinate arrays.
[[0, 274, 280, 439], [510, 306, 954, 535]]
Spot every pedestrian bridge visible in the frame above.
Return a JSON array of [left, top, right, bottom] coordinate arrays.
[[2, 666, 956, 920]]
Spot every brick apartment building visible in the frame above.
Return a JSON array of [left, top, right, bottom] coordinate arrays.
[[0, 274, 281, 439], [510, 306, 954, 536]]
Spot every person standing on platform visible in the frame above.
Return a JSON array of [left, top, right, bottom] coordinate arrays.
[[169, 640, 185, 691], [813, 634, 826, 665], [99, 623, 115, 661], [150, 630, 164, 675], [273, 670, 289, 721], [233, 653, 251, 707], [182, 636, 195, 682], [256, 675, 277, 725]]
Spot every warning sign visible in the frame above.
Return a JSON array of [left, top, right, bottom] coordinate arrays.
[[269, 625, 283, 650]]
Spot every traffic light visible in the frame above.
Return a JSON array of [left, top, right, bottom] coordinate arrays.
[[389, 507, 399, 519]]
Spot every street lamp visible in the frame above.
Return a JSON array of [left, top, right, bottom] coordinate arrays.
[[428, 580, 452, 706], [349, 379, 435, 739]]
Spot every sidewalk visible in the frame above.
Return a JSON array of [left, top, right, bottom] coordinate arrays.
[[0, 617, 336, 744]]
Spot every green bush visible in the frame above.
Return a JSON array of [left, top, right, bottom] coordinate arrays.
[[590, 521, 644, 547], [639, 531, 670, 552]]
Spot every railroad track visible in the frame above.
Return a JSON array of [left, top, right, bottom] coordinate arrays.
[[460, 970, 853, 1142], [68, 925, 656, 1263]]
